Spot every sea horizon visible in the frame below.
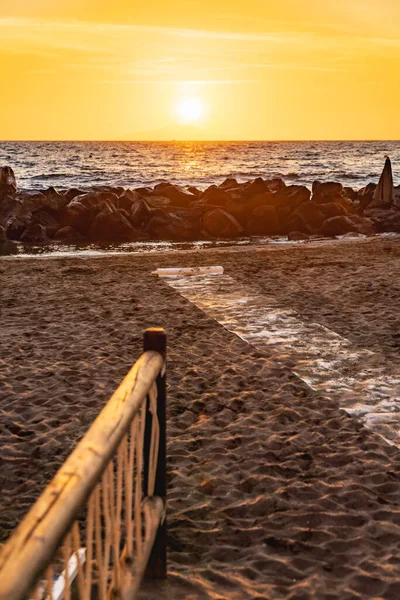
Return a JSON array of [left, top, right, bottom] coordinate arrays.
[[1, 139, 399, 192]]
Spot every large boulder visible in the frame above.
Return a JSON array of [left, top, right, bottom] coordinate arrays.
[[30, 209, 61, 237], [146, 196, 171, 209], [266, 178, 286, 193], [145, 209, 200, 241], [112, 189, 142, 212], [202, 208, 243, 238], [312, 181, 344, 203], [319, 202, 348, 219], [219, 178, 239, 190], [245, 205, 280, 236], [187, 185, 201, 197], [89, 209, 144, 241], [225, 192, 275, 225], [278, 185, 311, 208], [152, 183, 196, 208], [0, 166, 17, 193], [63, 188, 86, 203], [344, 186, 358, 201], [292, 201, 326, 231], [90, 185, 125, 196], [358, 183, 377, 212], [53, 226, 86, 243], [63, 192, 115, 233], [129, 198, 153, 229], [40, 187, 70, 212], [321, 215, 374, 237], [20, 223, 48, 243], [199, 186, 232, 207], [242, 177, 270, 198], [275, 206, 291, 232], [364, 207, 400, 233], [284, 213, 310, 235], [2, 191, 50, 238]]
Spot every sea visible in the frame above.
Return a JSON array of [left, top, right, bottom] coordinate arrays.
[[1, 140, 399, 192]]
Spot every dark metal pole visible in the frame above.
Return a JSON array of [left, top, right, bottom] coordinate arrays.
[[143, 328, 167, 579]]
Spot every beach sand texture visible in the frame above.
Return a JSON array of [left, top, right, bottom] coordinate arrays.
[[1, 237, 400, 599]]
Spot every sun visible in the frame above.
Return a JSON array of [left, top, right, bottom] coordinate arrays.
[[177, 97, 204, 123]]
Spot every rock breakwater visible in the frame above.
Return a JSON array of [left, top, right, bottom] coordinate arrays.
[[1, 167, 399, 244]]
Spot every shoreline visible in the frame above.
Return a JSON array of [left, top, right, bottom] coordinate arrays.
[[1, 231, 399, 261]]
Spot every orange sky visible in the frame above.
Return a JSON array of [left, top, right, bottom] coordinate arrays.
[[1, 0, 400, 140]]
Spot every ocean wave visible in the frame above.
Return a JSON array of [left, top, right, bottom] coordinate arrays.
[[334, 172, 367, 180], [31, 173, 71, 179]]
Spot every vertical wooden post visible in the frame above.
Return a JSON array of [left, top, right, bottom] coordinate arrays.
[[143, 328, 167, 579]]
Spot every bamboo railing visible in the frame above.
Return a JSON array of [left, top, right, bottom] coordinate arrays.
[[0, 328, 167, 600]]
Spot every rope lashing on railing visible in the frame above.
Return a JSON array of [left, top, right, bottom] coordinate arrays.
[[0, 328, 167, 600]]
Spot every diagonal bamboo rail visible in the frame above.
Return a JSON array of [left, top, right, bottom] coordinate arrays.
[[0, 328, 167, 600]]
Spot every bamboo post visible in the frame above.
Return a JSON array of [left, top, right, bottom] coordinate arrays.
[[143, 328, 167, 579]]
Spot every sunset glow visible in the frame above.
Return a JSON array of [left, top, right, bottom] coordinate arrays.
[[177, 98, 204, 123], [1, 1, 400, 140]]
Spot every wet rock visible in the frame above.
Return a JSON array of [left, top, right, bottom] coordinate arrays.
[[0, 166, 17, 192], [146, 196, 171, 209], [358, 183, 377, 212], [344, 186, 358, 201], [145, 209, 200, 241], [20, 223, 48, 243], [284, 213, 310, 235], [242, 177, 270, 198], [225, 192, 275, 225], [90, 185, 125, 196], [31, 209, 61, 237], [1, 190, 51, 238], [202, 208, 243, 238], [63, 188, 85, 203], [134, 186, 153, 196], [288, 231, 309, 241], [112, 189, 142, 212], [275, 206, 291, 231], [129, 198, 153, 228], [220, 178, 239, 190], [89, 209, 143, 241], [40, 187, 69, 212], [199, 186, 232, 207], [245, 205, 280, 236], [348, 215, 375, 235], [321, 215, 374, 236], [292, 201, 325, 231], [364, 207, 400, 233], [320, 202, 348, 219], [312, 181, 344, 203], [152, 183, 196, 207], [279, 185, 311, 208], [63, 192, 115, 233], [266, 178, 286, 193], [312, 180, 321, 194], [53, 226, 86, 243], [187, 186, 201, 197]]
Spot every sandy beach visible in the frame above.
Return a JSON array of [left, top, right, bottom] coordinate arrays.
[[1, 236, 400, 599]]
